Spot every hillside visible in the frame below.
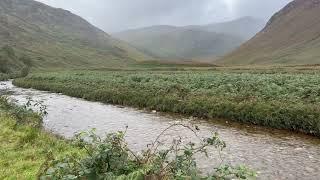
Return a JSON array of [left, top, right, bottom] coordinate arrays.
[[218, 0, 320, 65], [115, 26, 243, 60], [0, 45, 30, 73], [0, 0, 148, 69], [185, 17, 265, 40], [114, 17, 264, 60]]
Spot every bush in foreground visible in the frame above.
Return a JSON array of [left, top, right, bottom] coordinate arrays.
[[40, 125, 256, 179], [0, 95, 255, 179]]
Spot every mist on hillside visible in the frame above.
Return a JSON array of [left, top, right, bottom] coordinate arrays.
[[36, 0, 291, 32]]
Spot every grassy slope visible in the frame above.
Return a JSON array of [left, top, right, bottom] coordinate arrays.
[[218, 0, 320, 66], [0, 98, 80, 179], [0, 0, 149, 69], [14, 70, 320, 136], [0, 45, 30, 74]]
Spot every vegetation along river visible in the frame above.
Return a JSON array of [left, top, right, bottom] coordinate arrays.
[[1, 81, 320, 179]]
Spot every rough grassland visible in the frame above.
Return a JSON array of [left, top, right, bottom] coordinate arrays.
[[0, 98, 80, 179], [14, 70, 320, 136]]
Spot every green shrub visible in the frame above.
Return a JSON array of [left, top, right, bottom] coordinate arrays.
[[39, 125, 256, 179]]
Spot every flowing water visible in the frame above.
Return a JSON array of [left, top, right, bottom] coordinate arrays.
[[1, 81, 320, 179]]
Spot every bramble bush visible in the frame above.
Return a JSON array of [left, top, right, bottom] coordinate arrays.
[[0, 96, 47, 128], [39, 124, 256, 179], [0, 96, 255, 179]]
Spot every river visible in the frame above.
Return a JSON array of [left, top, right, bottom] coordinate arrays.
[[1, 81, 319, 179]]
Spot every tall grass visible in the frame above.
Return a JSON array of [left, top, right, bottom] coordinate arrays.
[[14, 70, 320, 136], [0, 97, 81, 179]]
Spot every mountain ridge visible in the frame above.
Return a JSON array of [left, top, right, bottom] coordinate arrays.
[[0, 0, 149, 69], [218, 0, 320, 65], [184, 16, 265, 40], [114, 17, 264, 60]]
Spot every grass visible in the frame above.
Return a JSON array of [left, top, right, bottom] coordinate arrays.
[[0, 97, 81, 179], [0, 97, 255, 179], [14, 69, 320, 136]]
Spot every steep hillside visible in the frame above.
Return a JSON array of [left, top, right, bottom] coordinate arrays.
[[114, 17, 264, 60], [218, 0, 320, 65], [186, 17, 265, 40], [0, 0, 148, 68]]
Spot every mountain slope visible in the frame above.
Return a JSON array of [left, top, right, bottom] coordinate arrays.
[[114, 17, 264, 60], [185, 17, 265, 40], [218, 0, 320, 65], [115, 26, 243, 59], [0, 0, 148, 68], [0, 46, 30, 74]]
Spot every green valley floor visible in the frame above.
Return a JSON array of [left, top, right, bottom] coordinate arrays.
[[13, 68, 320, 136]]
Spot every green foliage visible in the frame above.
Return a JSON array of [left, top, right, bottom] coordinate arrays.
[[20, 66, 31, 77], [0, 73, 9, 81], [0, 46, 16, 74], [0, 53, 9, 73], [0, 94, 255, 179], [39, 124, 255, 179], [0, 45, 33, 79], [19, 55, 33, 67], [2, 45, 15, 58], [0, 96, 47, 128], [14, 70, 320, 136], [215, 165, 257, 179], [0, 96, 80, 179]]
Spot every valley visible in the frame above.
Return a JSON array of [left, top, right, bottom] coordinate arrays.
[[1, 0, 320, 179], [1, 80, 320, 179], [12, 68, 320, 136]]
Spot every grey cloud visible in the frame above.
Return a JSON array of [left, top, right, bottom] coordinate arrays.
[[230, 0, 292, 19], [36, 0, 292, 32]]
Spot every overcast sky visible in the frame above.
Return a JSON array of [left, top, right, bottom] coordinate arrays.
[[36, 0, 292, 33]]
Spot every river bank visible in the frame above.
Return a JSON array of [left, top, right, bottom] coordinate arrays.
[[0, 85, 257, 179], [0, 96, 80, 179], [2, 80, 320, 179], [14, 70, 320, 136]]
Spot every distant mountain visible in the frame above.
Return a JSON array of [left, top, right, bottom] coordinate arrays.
[[218, 0, 320, 65], [114, 17, 264, 60], [185, 17, 265, 40], [0, 0, 148, 69]]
